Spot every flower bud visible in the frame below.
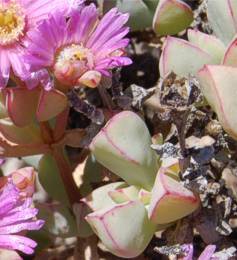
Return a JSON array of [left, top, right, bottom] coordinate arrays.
[[11, 167, 36, 197], [78, 70, 101, 88]]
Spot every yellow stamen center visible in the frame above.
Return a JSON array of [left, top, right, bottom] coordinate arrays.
[[56, 44, 93, 64], [0, 1, 25, 46], [54, 44, 94, 85]]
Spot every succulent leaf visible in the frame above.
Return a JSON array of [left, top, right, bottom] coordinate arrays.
[[148, 168, 199, 224], [188, 29, 225, 64], [153, 0, 193, 36], [5, 88, 40, 127], [86, 200, 156, 258], [102, 0, 159, 31], [36, 89, 68, 122], [81, 182, 126, 211], [198, 65, 237, 140], [38, 154, 70, 206], [0, 118, 43, 145], [108, 185, 140, 204], [90, 111, 158, 190], [223, 37, 237, 66], [159, 37, 213, 77], [207, 0, 237, 45]]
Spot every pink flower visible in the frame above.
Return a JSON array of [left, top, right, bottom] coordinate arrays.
[[26, 4, 132, 88], [0, 0, 82, 89], [0, 182, 44, 255]]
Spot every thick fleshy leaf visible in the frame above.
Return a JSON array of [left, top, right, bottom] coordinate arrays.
[[108, 185, 140, 204], [90, 111, 158, 190], [207, 0, 237, 45], [5, 88, 40, 127], [153, 0, 193, 36], [81, 182, 126, 211], [86, 200, 156, 258], [0, 118, 43, 145], [102, 0, 159, 31], [188, 29, 225, 64], [160, 37, 213, 77], [148, 168, 199, 224], [223, 37, 237, 66], [36, 89, 68, 122], [38, 154, 69, 206], [197, 65, 237, 140]]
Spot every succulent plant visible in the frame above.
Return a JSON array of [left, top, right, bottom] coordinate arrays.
[[0, 0, 232, 258], [81, 111, 200, 258], [159, 0, 237, 140]]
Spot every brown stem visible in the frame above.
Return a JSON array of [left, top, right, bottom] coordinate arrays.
[[173, 109, 190, 173], [38, 98, 81, 205], [0, 143, 51, 157], [52, 146, 80, 205], [40, 122, 54, 144], [39, 116, 80, 205]]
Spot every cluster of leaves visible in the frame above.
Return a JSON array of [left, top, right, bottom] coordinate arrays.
[[2, 0, 237, 259]]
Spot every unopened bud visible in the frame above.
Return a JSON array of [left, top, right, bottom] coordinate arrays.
[[78, 70, 102, 88], [11, 167, 36, 197]]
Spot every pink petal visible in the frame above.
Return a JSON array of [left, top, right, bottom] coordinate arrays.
[[67, 4, 98, 43], [0, 235, 37, 255], [0, 220, 44, 234], [0, 51, 10, 88]]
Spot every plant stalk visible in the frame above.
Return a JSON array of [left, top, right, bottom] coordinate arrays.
[[40, 116, 80, 206], [52, 146, 81, 205]]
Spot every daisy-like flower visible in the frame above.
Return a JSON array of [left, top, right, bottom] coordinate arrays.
[[0, 181, 44, 255], [26, 4, 132, 89], [0, 0, 83, 89]]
